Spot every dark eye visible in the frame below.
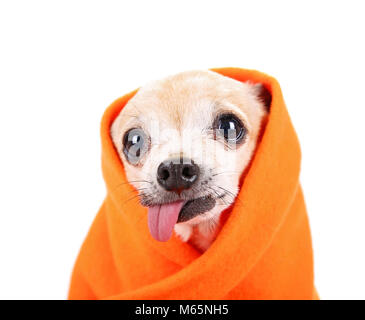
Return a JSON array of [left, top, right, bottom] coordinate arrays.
[[123, 128, 149, 164], [214, 113, 247, 144]]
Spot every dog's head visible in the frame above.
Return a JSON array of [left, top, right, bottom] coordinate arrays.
[[111, 70, 270, 241]]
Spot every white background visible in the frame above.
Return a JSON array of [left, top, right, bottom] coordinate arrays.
[[0, 1, 364, 299]]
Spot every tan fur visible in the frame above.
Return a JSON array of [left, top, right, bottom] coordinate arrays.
[[111, 70, 268, 252]]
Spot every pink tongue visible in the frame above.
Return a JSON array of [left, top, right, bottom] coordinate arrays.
[[148, 201, 184, 242]]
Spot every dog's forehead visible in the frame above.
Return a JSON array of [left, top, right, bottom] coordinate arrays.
[[123, 71, 246, 131], [143, 96, 214, 131]]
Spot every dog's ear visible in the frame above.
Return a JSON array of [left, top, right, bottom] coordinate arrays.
[[252, 83, 272, 112]]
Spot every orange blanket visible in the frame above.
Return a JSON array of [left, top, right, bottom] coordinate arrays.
[[69, 68, 317, 300]]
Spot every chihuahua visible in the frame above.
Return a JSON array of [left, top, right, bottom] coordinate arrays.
[[111, 70, 270, 252]]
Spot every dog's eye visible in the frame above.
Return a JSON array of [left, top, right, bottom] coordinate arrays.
[[122, 128, 149, 164], [214, 113, 247, 144]]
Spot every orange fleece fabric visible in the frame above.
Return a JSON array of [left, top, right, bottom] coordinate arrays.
[[68, 68, 317, 300]]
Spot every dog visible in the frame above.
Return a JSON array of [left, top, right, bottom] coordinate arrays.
[[111, 70, 270, 252]]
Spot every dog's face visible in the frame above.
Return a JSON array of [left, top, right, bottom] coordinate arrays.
[[111, 71, 269, 242]]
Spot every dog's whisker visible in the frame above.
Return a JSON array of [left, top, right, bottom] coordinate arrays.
[[213, 185, 244, 206], [215, 185, 236, 197], [122, 193, 144, 205], [114, 179, 152, 187], [207, 186, 230, 207], [212, 171, 241, 177], [110, 180, 153, 194], [123, 187, 152, 198]]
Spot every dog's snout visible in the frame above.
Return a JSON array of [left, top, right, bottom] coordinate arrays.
[[157, 158, 199, 192]]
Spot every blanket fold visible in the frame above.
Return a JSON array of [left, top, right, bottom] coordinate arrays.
[[69, 68, 317, 300]]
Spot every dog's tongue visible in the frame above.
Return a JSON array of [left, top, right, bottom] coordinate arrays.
[[148, 201, 184, 242]]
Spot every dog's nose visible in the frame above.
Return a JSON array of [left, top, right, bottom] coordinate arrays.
[[157, 158, 199, 192]]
